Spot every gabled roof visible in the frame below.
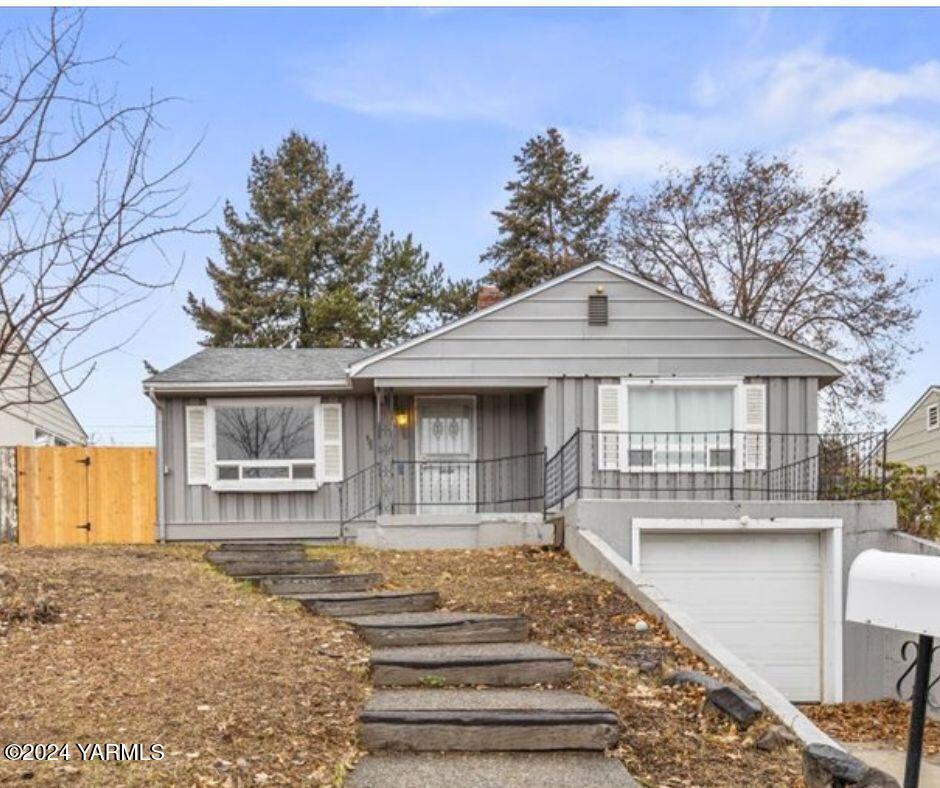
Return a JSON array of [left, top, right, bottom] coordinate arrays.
[[145, 348, 372, 391], [887, 385, 940, 440], [348, 261, 847, 378]]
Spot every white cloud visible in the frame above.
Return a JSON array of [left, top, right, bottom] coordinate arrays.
[[572, 50, 940, 208]]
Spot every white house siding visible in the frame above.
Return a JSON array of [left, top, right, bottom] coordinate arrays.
[[887, 389, 940, 473], [0, 351, 86, 445]]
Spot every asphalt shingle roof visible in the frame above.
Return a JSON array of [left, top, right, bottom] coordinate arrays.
[[145, 348, 373, 385]]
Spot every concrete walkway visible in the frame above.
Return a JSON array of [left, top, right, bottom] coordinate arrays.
[[847, 742, 940, 788]]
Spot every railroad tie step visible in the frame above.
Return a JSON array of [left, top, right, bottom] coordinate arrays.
[[218, 559, 337, 578], [216, 542, 307, 551], [371, 642, 573, 687], [301, 590, 439, 617], [360, 689, 620, 752], [262, 573, 383, 596], [206, 548, 306, 564], [342, 611, 529, 647]]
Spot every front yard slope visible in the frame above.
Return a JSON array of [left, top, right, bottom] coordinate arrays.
[[0, 545, 366, 786], [317, 545, 805, 787]]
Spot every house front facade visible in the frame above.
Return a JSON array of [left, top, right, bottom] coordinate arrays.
[[145, 261, 897, 706], [145, 261, 864, 543]]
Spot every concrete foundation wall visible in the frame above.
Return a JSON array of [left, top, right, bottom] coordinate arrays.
[[356, 513, 553, 550], [563, 497, 902, 702]]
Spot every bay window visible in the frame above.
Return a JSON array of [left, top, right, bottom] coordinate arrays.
[[185, 397, 343, 491]]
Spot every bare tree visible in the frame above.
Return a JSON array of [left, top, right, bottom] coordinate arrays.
[[616, 153, 922, 427], [0, 10, 203, 414]]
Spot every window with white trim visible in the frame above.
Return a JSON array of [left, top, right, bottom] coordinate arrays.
[[927, 403, 939, 432], [186, 398, 343, 491], [597, 379, 766, 472]]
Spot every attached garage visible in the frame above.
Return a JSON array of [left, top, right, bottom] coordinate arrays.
[[634, 520, 843, 703]]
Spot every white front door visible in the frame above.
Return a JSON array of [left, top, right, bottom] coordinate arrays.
[[639, 530, 824, 702], [416, 396, 476, 514]]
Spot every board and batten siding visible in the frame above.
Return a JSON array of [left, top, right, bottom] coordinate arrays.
[[359, 267, 840, 381], [543, 376, 818, 455], [160, 394, 375, 529], [887, 389, 940, 473]]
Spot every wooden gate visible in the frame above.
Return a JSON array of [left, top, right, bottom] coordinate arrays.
[[16, 446, 155, 546]]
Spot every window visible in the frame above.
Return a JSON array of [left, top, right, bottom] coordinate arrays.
[[627, 384, 736, 469], [186, 398, 343, 491], [928, 403, 939, 432], [597, 379, 767, 472]]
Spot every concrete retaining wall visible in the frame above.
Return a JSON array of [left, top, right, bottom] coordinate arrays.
[[356, 513, 553, 550], [563, 498, 902, 702]]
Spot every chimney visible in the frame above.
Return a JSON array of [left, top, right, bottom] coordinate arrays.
[[476, 284, 504, 311]]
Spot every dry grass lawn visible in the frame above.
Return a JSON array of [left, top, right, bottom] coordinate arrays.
[[2, 542, 815, 787], [313, 544, 806, 788], [0, 544, 366, 787]]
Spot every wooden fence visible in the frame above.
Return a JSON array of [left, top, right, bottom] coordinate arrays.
[[3, 446, 156, 546]]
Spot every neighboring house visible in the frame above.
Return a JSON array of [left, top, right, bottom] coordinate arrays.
[[0, 337, 87, 446], [146, 261, 897, 705], [886, 385, 940, 473]]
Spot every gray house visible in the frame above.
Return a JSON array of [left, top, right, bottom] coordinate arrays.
[[145, 261, 849, 543], [146, 261, 900, 705], [886, 385, 940, 473]]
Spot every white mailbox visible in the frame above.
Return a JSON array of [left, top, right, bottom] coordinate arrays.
[[846, 549, 940, 636], [846, 548, 940, 788]]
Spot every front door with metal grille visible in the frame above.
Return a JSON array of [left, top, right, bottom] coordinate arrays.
[[415, 396, 476, 514]]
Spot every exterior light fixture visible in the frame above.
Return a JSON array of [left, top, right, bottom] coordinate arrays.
[[394, 411, 409, 429]]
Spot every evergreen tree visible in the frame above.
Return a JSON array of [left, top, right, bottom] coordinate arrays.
[[481, 128, 618, 295], [186, 132, 378, 347], [186, 132, 468, 348]]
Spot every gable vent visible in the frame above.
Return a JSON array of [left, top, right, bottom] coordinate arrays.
[[588, 294, 608, 326]]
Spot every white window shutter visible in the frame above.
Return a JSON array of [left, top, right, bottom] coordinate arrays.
[[186, 405, 209, 485], [742, 384, 767, 470], [320, 403, 343, 482], [597, 384, 623, 471]]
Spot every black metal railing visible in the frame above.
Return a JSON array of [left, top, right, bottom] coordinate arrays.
[[544, 431, 581, 511], [544, 429, 887, 507], [338, 462, 379, 531], [389, 451, 545, 514]]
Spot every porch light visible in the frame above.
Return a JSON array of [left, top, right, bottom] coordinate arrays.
[[394, 410, 409, 428]]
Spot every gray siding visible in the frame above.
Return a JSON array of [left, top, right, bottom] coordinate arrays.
[[887, 389, 940, 472], [161, 393, 375, 528], [160, 391, 545, 527], [0, 350, 86, 444], [358, 267, 840, 381], [543, 376, 818, 455]]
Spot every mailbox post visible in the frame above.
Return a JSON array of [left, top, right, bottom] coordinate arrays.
[[846, 549, 940, 788]]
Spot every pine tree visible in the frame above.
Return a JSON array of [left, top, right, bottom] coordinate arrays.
[[481, 128, 618, 295], [186, 132, 468, 347]]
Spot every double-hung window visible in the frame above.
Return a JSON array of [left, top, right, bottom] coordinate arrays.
[[185, 397, 343, 491], [597, 379, 766, 472]]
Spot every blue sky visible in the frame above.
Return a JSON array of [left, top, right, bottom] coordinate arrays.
[[5, 8, 939, 442]]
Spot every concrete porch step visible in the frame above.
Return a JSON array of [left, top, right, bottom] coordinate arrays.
[[261, 573, 382, 596], [206, 548, 305, 564], [360, 689, 620, 752], [347, 752, 639, 787], [219, 559, 337, 578], [301, 590, 439, 617], [343, 610, 529, 647], [371, 642, 573, 687]]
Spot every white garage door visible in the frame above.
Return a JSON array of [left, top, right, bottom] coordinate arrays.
[[639, 530, 822, 702]]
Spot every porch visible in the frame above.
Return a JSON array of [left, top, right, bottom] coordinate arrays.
[[339, 423, 887, 533]]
